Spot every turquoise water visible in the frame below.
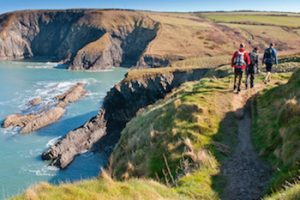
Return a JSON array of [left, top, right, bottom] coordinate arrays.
[[0, 61, 127, 199]]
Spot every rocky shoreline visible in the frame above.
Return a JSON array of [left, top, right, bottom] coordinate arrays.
[[2, 83, 86, 134], [42, 68, 210, 168]]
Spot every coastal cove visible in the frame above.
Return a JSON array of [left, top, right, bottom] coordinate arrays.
[[0, 61, 127, 199]]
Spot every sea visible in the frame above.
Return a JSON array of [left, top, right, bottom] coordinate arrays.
[[0, 61, 127, 199]]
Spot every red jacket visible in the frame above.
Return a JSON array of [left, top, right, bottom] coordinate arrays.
[[231, 48, 250, 70]]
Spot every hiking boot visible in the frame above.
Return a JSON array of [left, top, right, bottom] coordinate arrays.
[[245, 84, 248, 90], [233, 85, 237, 91], [237, 88, 241, 92]]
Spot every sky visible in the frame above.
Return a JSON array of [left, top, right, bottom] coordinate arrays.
[[0, 0, 300, 14]]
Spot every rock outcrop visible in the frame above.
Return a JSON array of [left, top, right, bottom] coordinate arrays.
[[56, 83, 86, 107], [2, 83, 86, 133], [42, 68, 210, 168], [21, 107, 66, 134], [0, 10, 160, 70]]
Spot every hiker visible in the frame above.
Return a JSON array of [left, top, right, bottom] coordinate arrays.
[[231, 43, 250, 93], [245, 47, 259, 89], [263, 43, 278, 84]]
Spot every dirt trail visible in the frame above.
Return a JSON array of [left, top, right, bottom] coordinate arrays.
[[222, 85, 272, 200]]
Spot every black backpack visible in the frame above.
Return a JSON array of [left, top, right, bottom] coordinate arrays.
[[249, 52, 258, 66], [264, 48, 275, 64]]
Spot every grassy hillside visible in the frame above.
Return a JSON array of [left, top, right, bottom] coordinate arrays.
[[253, 69, 300, 199], [198, 12, 300, 53], [200, 13, 300, 27], [12, 174, 185, 200], [111, 74, 237, 199]]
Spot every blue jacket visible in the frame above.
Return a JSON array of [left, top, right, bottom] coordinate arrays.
[[263, 47, 278, 65]]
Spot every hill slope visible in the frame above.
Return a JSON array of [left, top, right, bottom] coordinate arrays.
[[1, 10, 300, 70], [253, 69, 300, 199]]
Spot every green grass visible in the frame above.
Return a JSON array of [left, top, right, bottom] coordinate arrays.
[[252, 69, 300, 197], [12, 174, 185, 200], [111, 75, 238, 199], [200, 13, 300, 28], [264, 183, 300, 200]]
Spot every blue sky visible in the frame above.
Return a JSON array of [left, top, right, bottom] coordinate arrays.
[[1, 0, 300, 14]]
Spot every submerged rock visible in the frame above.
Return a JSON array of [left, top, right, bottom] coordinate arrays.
[[2, 83, 86, 133], [29, 96, 42, 106]]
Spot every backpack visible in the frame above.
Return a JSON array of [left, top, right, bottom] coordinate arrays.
[[249, 52, 258, 73], [249, 52, 258, 66], [234, 51, 246, 67], [264, 48, 275, 64]]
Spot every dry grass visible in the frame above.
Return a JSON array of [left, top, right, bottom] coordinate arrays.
[[201, 13, 300, 28], [76, 33, 111, 54]]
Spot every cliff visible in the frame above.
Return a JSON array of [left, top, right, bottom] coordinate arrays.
[[0, 10, 160, 70], [42, 67, 210, 168]]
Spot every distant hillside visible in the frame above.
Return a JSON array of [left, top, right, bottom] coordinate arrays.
[[0, 10, 300, 70]]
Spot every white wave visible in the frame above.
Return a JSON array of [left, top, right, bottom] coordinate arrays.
[[26, 62, 60, 69], [6, 77, 103, 115], [23, 165, 59, 177], [82, 151, 94, 157], [18, 148, 43, 158], [26, 65, 55, 69], [46, 136, 62, 148], [2, 126, 20, 135]]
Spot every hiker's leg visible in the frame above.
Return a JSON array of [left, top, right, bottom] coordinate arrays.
[[266, 72, 271, 82], [250, 72, 254, 88], [234, 69, 237, 90], [265, 64, 272, 83], [237, 70, 242, 91], [245, 71, 249, 89], [268, 64, 273, 82]]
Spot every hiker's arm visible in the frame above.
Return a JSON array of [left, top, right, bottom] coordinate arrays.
[[273, 49, 278, 65], [231, 52, 236, 67], [245, 52, 251, 65], [256, 55, 260, 73]]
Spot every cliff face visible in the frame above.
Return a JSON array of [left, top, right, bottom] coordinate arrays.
[[42, 68, 210, 168], [0, 10, 160, 70]]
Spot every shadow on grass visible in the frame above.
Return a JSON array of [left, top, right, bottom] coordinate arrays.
[[210, 110, 239, 199]]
